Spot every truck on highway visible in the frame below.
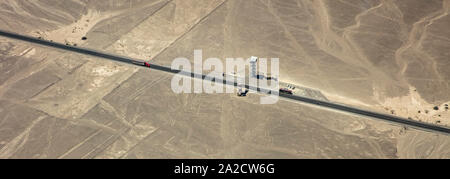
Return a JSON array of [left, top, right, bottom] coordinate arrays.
[[279, 88, 293, 95], [132, 60, 151, 68]]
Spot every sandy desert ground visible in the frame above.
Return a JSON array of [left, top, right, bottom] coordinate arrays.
[[0, 0, 450, 158]]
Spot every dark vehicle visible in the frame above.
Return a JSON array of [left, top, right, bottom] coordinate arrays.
[[237, 88, 249, 97], [279, 88, 293, 95], [256, 74, 265, 79]]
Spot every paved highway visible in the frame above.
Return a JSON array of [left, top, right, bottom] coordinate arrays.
[[1, 30, 449, 135]]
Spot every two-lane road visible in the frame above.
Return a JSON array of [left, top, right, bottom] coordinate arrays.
[[1, 30, 449, 135]]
